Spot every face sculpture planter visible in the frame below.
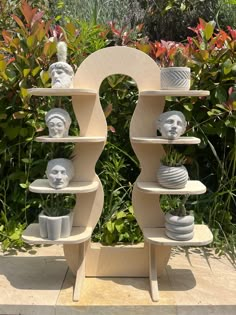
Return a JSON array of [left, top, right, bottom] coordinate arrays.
[[49, 42, 74, 88], [45, 108, 71, 138], [156, 111, 187, 140], [46, 158, 74, 189]]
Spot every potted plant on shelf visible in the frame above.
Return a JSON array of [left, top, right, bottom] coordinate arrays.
[[157, 146, 189, 189], [153, 40, 191, 90], [39, 194, 74, 240], [161, 195, 194, 241]]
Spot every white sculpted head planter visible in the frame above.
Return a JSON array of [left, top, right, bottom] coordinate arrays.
[[156, 111, 187, 140], [45, 108, 71, 138], [49, 42, 74, 88], [46, 158, 74, 189]]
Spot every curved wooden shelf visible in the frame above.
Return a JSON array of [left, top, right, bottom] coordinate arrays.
[[35, 136, 106, 143], [136, 180, 206, 195], [29, 179, 99, 194], [140, 90, 210, 97], [27, 88, 96, 96], [22, 224, 92, 244], [131, 136, 200, 144], [143, 225, 213, 246]]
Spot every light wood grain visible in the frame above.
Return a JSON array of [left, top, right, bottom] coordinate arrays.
[[22, 224, 92, 244], [29, 179, 99, 194], [131, 136, 201, 144], [27, 88, 96, 96], [140, 90, 210, 97], [35, 136, 106, 143], [136, 180, 207, 195], [143, 225, 213, 246]]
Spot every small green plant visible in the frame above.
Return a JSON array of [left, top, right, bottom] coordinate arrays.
[[173, 47, 188, 67], [161, 194, 192, 217], [40, 194, 75, 217], [161, 146, 187, 166]]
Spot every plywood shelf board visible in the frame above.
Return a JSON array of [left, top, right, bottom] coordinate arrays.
[[136, 180, 206, 194], [29, 179, 99, 194], [140, 90, 210, 97], [131, 136, 201, 144], [143, 225, 213, 246], [35, 136, 106, 143], [27, 88, 96, 96], [22, 224, 92, 244]]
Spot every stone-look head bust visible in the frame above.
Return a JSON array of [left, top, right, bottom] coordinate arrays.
[[49, 42, 74, 88], [156, 111, 187, 140], [45, 108, 71, 138], [46, 158, 74, 189]]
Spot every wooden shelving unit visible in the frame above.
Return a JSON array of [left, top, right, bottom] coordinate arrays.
[[22, 46, 213, 304]]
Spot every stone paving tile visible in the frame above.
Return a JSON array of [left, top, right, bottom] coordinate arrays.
[[0, 245, 67, 315]]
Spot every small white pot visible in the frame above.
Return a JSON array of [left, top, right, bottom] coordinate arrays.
[[161, 67, 191, 90]]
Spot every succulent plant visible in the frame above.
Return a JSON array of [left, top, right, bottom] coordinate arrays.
[[161, 146, 187, 167]]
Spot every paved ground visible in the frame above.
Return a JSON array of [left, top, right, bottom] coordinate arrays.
[[0, 245, 235, 315]]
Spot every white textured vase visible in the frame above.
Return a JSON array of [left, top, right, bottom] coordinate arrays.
[[161, 67, 190, 90], [165, 213, 194, 241], [157, 164, 188, 189]]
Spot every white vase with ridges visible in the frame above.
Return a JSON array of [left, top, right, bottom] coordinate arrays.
[[161, 67, 190, 90]]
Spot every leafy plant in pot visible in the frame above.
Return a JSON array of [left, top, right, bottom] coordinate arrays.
[[153, 41, 190, 90], [39, 194, 74, 240], [157, 146, 189, 189], [161, 195, 194, 241]]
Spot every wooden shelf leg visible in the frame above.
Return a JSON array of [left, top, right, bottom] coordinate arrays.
[[149, 243, 159, 302], [73, 242, 85, 302]]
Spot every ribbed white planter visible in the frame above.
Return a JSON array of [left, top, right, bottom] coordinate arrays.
[[161, 67, 191, 90], [157, 164, 188, 189], [39, 211, 73, 240], [165, 212, 194, 241]]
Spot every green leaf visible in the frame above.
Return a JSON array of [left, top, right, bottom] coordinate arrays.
[[204, 21, 216, 40], [5, 126, 20, 140], [32, 66, 41, 77], [106, 221, 115, 233], [214, 86, 228, 103], [183, 103, 193, 111], [40, 70, 50, 84], [27, 35, 36, 48], [19, 182, 29, 189], [21, 158, 32, 164], [23, 69, 31, 77], [115, 221, 124, 233], [0, 60, 7, 72], [116, 211, 126, 219]]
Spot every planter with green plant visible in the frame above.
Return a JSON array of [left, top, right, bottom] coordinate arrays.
[[39, 194, 74, 240], [161, 195, 194, 241], [161, 46, 190, 90], [157, 146, 188, 189], [153, 41, 190, 90]]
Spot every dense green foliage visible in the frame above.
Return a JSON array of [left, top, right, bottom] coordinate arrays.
[[0, 1, 235, 261], [138, 0, 236, 41]]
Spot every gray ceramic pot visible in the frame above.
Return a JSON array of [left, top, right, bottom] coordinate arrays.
[[165, 212, 194, 241], [157, 164, 188, 189], [39, 211, 73, 240]]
